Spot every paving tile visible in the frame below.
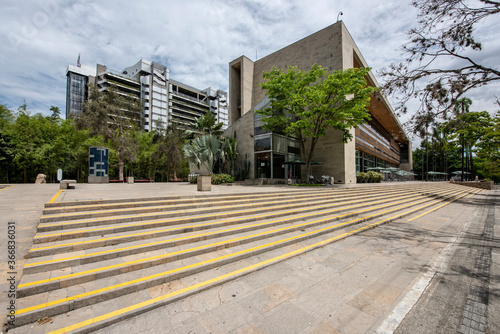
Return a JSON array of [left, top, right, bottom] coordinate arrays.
[[348, 290, 391, 318], [253, 302, 316, 334], [293, 282, 346, 319], [324, 303, 378, 334]]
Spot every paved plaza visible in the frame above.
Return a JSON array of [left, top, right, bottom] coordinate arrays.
[[0, 182, 498, 333]]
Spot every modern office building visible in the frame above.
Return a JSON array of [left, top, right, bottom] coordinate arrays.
[[225, 21, 412, 184], [66, 59, 228, 131], [66, 64, 96, 117]]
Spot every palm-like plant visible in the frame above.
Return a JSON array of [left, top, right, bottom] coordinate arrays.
[[448, 98, 472, 180], [183, 134, 225, 174], [224, 137, 238, 176], [184, 111, 223, 140]]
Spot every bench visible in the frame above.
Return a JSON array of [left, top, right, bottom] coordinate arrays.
[[60, 179, 77, 189]]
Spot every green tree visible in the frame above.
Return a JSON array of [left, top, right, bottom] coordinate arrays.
[[414, 112, 436, 181], [76, 86, 143, 180], [477, 111, 500, 161], [257, 63, 376, 178], [0, 104, 14, 129], [153, 124, 186, 180], [50, 106, 62, 122], [10, 108, 46, 182], [132, 130, 156, 180], [445, 98, 472, 180], [445, 98, 493, 180], [0, 104, 15, 182]]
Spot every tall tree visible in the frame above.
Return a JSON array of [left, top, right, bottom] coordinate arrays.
[[446, 98, 472, 180], [50, 106, 62, 122], [477, 111, 500, 160], [153, 124, 185, 180], [0, 104, 15, 182], [414, 112, 436, 181], [381, 0, 500, 128], [257, 63, 376, 179], [76, 85, 143, 180]]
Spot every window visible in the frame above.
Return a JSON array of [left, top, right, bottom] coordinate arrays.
[[255, 136, 271, 152]]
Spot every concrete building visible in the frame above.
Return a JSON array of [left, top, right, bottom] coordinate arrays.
[[66, 59, 228, 131], [225, 21, 411, 184]]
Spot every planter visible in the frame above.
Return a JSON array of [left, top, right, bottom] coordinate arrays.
[[197, 175, 211, 191]]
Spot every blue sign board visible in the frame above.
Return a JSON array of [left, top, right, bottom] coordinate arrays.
[[89, 147, 109, 177]]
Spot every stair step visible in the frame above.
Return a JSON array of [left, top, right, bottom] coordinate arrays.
[[10, 184, 479, 332]]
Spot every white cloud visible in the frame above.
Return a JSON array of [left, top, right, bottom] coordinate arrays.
[[0, 0, 498, 126]]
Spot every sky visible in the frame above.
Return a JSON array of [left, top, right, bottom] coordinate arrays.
[[0, 0, 499, 141]]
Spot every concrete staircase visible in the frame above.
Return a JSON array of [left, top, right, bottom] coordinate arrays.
[[11, 183, 480, 333]]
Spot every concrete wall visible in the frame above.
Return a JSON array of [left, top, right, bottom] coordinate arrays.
[[251, 22, 344, 107], [308, 128, 356, 184], [229, 56, 254, 125], [223, 109, 255, 179]]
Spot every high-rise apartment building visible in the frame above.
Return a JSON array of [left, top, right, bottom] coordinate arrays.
[[66, 59, 228, 131]]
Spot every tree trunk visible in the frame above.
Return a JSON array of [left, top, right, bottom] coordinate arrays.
[[461, 136, 465, 181], [306, 163, 313, 183], [421, 149, 424, 181], [425, 134, 429, 182], [445, 151, 448, 179], [469, 150, 476, 181], [118, 155, 124, 181], [465, 146, 469, 181]]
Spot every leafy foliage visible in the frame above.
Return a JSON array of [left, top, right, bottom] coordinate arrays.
[[184, 111, 223, 140], [0, 100, 241, 184], [188, 174, 235, 185], [257, 63, 376, 178], [411, 97, 499, 181], [75, 86, 143, 180], [183, 134, 225, 174], [381, 0, 500, 129]]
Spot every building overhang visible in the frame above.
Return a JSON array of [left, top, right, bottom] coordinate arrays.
[[368, 90, 409, 145]]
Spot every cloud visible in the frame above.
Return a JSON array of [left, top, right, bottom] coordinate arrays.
[[0, 0, 498, 122]]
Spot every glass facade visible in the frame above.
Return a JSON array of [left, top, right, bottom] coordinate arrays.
[[253, 107, 303, 180], [254, 132, 301, 179], [66, 72, 88, 117], [356, 149, 393, 172]]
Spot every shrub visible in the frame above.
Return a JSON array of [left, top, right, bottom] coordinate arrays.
[[189, 174, 235, 185], [356, 172, 368, 183], [366, 171, 382, 183], [211, 173, 235, 185]]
